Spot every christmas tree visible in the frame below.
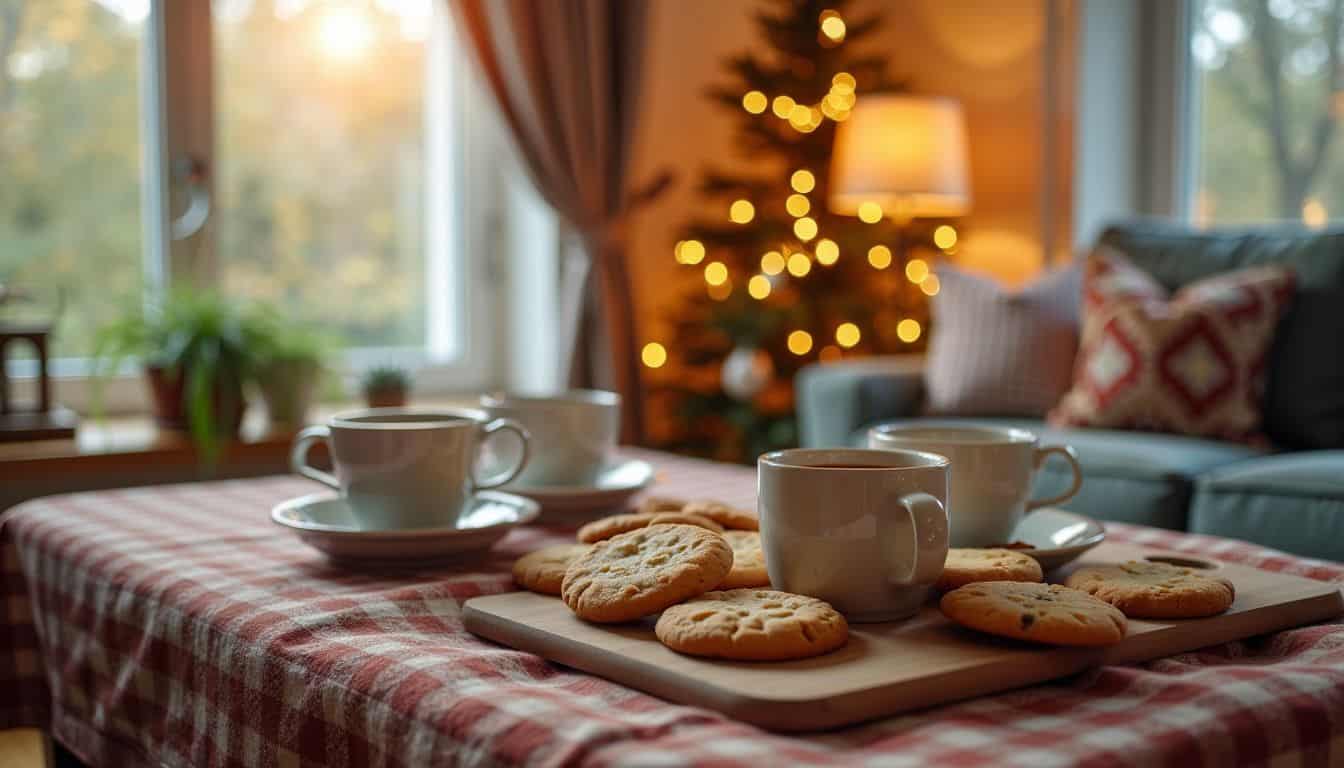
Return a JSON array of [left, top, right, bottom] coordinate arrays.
[[649, 0, 952, 463]]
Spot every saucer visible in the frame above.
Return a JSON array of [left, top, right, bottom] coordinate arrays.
[[501, 459, 655, 516], [1008, 507, 1106, 571], [271, 491, 539, 564]]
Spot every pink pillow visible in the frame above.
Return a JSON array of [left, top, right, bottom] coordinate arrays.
[[1048, 250, 1294, 443], [925, 264, 1081, 416]]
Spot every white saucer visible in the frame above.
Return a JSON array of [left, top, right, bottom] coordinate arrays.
[[501, 459, 655, 516], [271, 491, 539, 564], [1009, 507, 1106, 571]]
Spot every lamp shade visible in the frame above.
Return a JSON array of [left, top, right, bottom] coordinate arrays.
[[828, 94, 970, 219]]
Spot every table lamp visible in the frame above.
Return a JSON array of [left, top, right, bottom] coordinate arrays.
[[828, 94, 970, 222]]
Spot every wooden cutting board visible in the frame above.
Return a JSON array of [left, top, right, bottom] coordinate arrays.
[[463, 542, 1343, 731]]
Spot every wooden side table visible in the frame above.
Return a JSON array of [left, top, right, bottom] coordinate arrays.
[[0, 323, 78, 442]]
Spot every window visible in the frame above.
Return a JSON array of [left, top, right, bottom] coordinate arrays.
[[1190, 0, 1344, 226], [1, 0, 524, 408]]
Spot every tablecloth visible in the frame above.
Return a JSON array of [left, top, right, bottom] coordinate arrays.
[[3, 448, 1344, 767]]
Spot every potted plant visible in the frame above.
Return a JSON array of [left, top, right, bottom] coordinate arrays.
[[244, 305, 330, 433], [361, 366, 411, 408], [93, 288, 251, 461]]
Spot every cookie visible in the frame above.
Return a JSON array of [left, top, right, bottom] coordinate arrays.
[[940, 581, 1127, 646], [637, 496, 688, 515], [655, 588, 848, 660], [937, 548, 1044, 591], [1065, 561, 1236, 619], [682, 500, 759, 531], [577, 511, 722, 543], [561, 524, 733, 623], [512, 544, 590, 596], [719, 530, 770, 588]]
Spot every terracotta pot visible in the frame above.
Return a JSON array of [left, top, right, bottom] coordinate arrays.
[[365, 389, 407, 409], [145, 364, 246, 438]]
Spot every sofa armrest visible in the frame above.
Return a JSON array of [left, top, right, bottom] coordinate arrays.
[[795, 356, 926, 448]]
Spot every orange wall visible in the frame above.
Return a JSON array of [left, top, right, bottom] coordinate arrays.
[[628, 0, 1058, 353]]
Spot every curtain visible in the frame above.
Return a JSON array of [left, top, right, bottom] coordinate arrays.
[[451, 0, 660, 444]]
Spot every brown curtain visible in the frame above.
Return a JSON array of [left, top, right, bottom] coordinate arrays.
[[451, 0, 657, 444]]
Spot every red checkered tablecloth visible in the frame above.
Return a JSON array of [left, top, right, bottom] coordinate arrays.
[[3, 448, 1344, 767]]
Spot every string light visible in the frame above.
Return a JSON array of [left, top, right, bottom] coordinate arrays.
[[729, 199, 755, 224], [791, 169, 816, 193], [819, 10, 846, 42], [867, 245, 892, 269], [641, 342, 667, 369], [772, 95, 796, 119], [786, 194, 811, 217], [704, 261, 728, 286], [788, 103, 812, 130], [933, 224, 958, 249], [807, 106, 823, 129], [905, 258, 929, 283], [857, 202, 883, 223], [675, 239, 705, 265], [787, 252, 812, 277], [794, 216, 818, 241], [920, 274, 941, 296], [742, 90, 768, 114], [787, 330, 814, 356], [831, 72, 856, 93], [835, 322, 861, 348], [748, 275, 772, 299], [761, 251, 785, 275], [815, 238, 839, 265], [897, 319, 922, 343]]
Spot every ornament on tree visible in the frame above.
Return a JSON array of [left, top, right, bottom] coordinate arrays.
[[721, 345, 775, 401]]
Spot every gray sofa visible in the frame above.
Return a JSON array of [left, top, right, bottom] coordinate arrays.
[[796, 222, 1344, 563]]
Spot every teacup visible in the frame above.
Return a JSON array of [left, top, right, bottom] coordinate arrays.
[[479, 390, 620, 487], [290, 408, 530, 530], [758, 448, 949, 622], [867, 424, 1082, 548]]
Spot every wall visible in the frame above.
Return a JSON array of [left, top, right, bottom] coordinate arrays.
[[627, 0, 1065, 358]]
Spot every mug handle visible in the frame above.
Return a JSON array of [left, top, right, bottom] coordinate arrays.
[[472, 418, 532, 490], [291, 425, 338, 489], [1026, 444, 1083, 511], [885, 492, 948, 586]]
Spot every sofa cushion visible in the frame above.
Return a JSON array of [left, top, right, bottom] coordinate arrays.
[[1190, 452, 1344, 562], [1100, 221, 1344, 449], [858, 417, 1262, 530]]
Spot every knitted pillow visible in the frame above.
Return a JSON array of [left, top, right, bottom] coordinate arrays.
[[925, 264, 1081, 416], [1048, 250, 1295, 443]]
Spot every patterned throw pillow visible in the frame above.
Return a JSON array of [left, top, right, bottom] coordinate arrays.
[[1048, 250, 1295, 443], [925, 264, 1082, 416]]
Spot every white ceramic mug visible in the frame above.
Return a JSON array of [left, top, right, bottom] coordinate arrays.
[[479, 390, 619, 487], [867, 424, 1083, 548], [290, 408, 530, 530], [758, 448, 949, 622]]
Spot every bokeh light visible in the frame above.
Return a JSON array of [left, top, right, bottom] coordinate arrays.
[[761, 251, 785, 275], [897, 319, 922, 343], [832, 72, 856, 93], [729, 199, 756, 224], [820, 12, 846, 42], [933, 224, 958, 249], [794, 216, 818, 241], [641, 342, 667, 369], [786, 193, 811, 217], [742, 90, 768, 114], [772, 95, 796, 119], [748, 275, 772, 300], [791, 169, 816, 193], [815, 238, 839, 265], [704, 261, 728, 286], [787, 252, 812, 277], [920, 274, 941, 296], [857, 201, 883, 223], [835, 322, 861, 348], [787, 330, 814, 356], [867, 245, 892, 269], [905, 258, 929, 283], [676, 239, 705, 265]]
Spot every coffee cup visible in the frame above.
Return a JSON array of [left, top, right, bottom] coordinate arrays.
[[757, 448, 949, 622], [867, 424, 1082, 548], [290, 408, 530, 530], [479, 390, 619, 487]]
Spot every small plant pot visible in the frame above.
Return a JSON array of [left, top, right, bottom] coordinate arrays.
[[145, 364, 246, 439], [365, 389, 408, 409], [256, 358, 321, 431]]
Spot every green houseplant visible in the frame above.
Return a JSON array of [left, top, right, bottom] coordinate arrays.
[[361, 366, 410, 408], [93, 288, 251, 460], [244, 305, 331, 432]]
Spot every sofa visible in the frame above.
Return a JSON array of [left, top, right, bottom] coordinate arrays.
[[796, 221, 1344, 563]]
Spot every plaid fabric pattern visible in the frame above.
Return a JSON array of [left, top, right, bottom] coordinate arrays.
[[3, 448, 1343, 767]]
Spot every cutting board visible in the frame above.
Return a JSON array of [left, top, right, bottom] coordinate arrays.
[[463, 542, 1343, 731]]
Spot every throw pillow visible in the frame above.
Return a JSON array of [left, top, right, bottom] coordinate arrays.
[[925, 264, 1081, 416], [1049, 249, 1295, 443]]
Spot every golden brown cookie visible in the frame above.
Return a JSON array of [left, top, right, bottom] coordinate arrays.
[[512, 544, 590, 596], [1065, 561, 1236, 619], [655, 588, 848, 660], [682, 500, 759, 531], [561, 524, 733, 623], [636, 496, 688, 515], [937, 548, 1044, 591], [576, 512, 722, 543], [940, 581, 1127, 646], [720, 530, 770, 588]]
